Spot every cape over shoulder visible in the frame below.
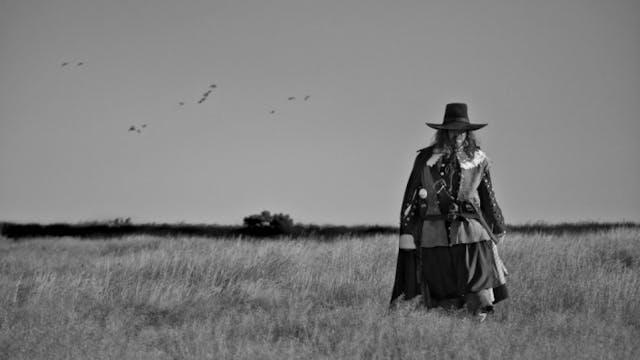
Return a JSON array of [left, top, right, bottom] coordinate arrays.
[[408, 146, 433, 168]]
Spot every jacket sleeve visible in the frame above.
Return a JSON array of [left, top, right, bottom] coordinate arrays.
[[399, 153, 423, 234], [478, 164, 506, 235]]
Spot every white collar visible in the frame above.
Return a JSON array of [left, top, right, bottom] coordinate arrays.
[[427, 149, 487, 169]]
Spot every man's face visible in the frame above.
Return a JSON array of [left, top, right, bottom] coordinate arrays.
[[448, 130, 467, 147]]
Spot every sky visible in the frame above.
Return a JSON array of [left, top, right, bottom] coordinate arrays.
[[1, 0, 639, 226]]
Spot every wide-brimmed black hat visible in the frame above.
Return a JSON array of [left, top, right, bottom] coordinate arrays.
[[426, 103, 487, 131]]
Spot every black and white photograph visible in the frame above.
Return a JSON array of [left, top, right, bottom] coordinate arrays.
[[1, 0, 639, 359]]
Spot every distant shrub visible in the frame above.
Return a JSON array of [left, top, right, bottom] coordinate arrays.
[[270, 213, 294, 234], [243, 211, 273, 229], [242, 211, 294, 237]]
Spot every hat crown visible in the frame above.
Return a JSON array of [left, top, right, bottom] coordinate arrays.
[[444, 103, 469, 122]]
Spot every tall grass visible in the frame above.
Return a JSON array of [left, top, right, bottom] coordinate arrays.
[[1, 229, 639, 359]]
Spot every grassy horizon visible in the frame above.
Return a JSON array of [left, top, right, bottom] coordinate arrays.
[[1, 228, 639, 359], [2, 219, 639, 240]]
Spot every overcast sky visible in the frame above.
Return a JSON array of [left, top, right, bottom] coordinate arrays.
[[1, 0, 639, 225]]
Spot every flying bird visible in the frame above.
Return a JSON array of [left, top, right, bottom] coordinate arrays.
[[61, 62, 69, 67], [179, 102, 185, 106], [209, 84, 217, 89], [269, 110, 276, 114], [288, 96, 296, 101], [129, 126, 136, 132], [198, 91, 213, 104], [304, 95, 310, 101], [77, 62, 84, 66]]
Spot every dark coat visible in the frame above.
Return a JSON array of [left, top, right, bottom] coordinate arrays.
[[390, 146, 508, 304]]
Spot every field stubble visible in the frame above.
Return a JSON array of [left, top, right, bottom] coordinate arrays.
[[0, 228, 639, 359]]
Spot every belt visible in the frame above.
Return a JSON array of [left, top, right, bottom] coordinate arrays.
[[422, 200, 477, 220], [430, 179, 501, 244], [422, 201, 500, 244]]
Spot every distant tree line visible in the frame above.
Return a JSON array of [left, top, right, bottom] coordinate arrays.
[[0, 211, 398, 240], [0, 211, 638, 240], [507, 221, 640, 235]]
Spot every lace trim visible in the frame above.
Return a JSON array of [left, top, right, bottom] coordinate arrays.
[[427, 149, 487, 169], [458, 149, 487, 169]]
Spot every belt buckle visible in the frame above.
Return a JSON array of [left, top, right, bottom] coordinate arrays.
[[447, 203, 459, 221], [462, 202, 475, 213]]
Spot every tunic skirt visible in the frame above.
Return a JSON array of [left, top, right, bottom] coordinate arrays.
[[421, 240, 508, 306]]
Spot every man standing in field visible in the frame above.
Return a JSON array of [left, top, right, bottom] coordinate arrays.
[[391, 103, 509, 322]]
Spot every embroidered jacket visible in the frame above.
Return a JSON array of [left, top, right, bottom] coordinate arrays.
[[400, 146, 506, 248]]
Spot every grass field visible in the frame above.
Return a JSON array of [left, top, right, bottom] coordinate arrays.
[[1, 228, 639, 359]]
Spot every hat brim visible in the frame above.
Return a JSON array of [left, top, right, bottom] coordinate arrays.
[[425, 122, 487, 131]]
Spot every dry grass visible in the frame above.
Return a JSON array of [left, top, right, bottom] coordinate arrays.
[[1, 229, 639, 359]]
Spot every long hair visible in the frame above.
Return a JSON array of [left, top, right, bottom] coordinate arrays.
[[430, 129, 480, 157]]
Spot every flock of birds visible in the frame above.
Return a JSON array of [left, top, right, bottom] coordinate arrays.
[[196, 84, 216, 104], [128, 124, 146, 133], [270, 95, 311, 116], [60, 61, 312, 135], [61, 61, 84, 67]]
